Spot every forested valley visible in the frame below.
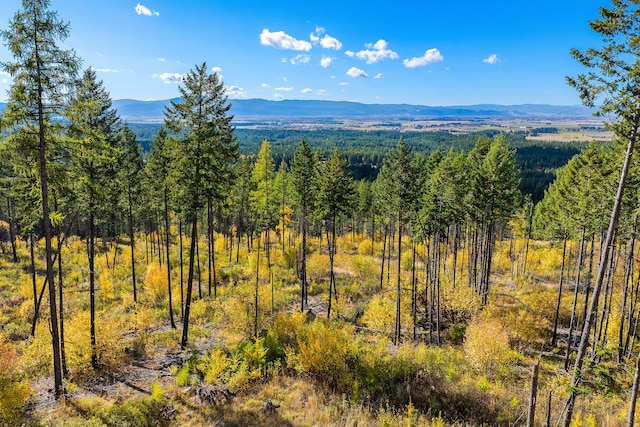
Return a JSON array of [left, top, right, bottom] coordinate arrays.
[[3, 1, 640, 427]]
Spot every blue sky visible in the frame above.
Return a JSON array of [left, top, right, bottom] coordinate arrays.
[[1, 0, 607, 105]]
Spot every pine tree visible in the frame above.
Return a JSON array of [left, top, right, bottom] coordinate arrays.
[[146, 127, 177, 328], [316, 150, 355, 319], [66, 67, 120, 368], [164, 63, 237, 350], [291, 139, 318, 311], [1, 0, 80, 396], [563, 2, 640, 425], [375, 138, 424, 344]]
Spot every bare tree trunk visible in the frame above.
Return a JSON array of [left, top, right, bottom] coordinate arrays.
[[165, 190, 176, 329], [620, 227, 636, 361], [552, 236, 568, 347], [627, 349, 640, 427], [89, 208, 97, 368], [566, 227, 586, 370], [7, 198, 17, 263], [527, 358, 540, 427], [380, 223, 388, 291], [180, 216, 198, 349], [564, 115, 638, 427], [254, 232, 261, 337], [411, 243, 417, 341], [128, 192, 137, 302], [30, 232, 37, 333], [179, 217, 184, 319], [394, 211, 403, 345]]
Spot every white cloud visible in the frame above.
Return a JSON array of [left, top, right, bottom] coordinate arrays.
[[157, 57, 165, 62], [316, 89, 328, 95], [338, 82, 349, 86], [273, 93, 284, 100], [260, 29, 312, 51], [354, 40, 398, 64], [403, 48, 444, 68], [301, 88, 313, 93], [94, 68, 119, 73], [320, 56, 334, 68], [483, 54, 500, 64], [320, 35, 342, 50], [135, 3, 159, 16], [226, 85, 247, 97], [310, 26, 343, 50], [290, 54, 311, 65], [345, 51, 355, 58], [373, 73, 383, 79], [211, 66, 222, 73], [153, 72, 183, 84], [347, 67, 367, 78], [261, 83, 270, 88], [275, 86, 294, 92]]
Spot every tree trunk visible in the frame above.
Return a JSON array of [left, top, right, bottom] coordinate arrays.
[[179, 217, 184, 319], [128, 191, 137, 302], [619, 228, 636, 361], [566, 227, 586, 370], [254, 232, 261, 337], [36, 53, 63, 394], [300, 208, 307, 311], [527, 358, 540, 427], [552, 236, 568, 347], [380, 223, 388, 291], [327, 218, 336, 320], [7, 198, 17, 262], [89, 208, 97, 368], [627, 349, 640, 427], [165, 190, 176, 329], [394, 211, 403, 345], [180, 216, 198, 349], [207, 198, 213, 297], [30, 232, 37, 333], [563, 114, 638, 427]]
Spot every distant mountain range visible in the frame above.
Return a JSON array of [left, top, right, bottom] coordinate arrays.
[[0, 99, 598, 123]]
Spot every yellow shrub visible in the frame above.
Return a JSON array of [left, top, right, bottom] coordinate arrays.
[[293, 321, 351, 382], [360, 294, 394, 334], [65, 311, 126, 374], [441, 280, 481, 321], [307, 253, 329, 281], [203, 347, 231, 385], [350, 255, 377, 283], [464, 316, 513, 375], [357, 239, 373, 256], [144, 262, 168, 304], [271, 311, 306, 348], [0, 342, 31, 425]]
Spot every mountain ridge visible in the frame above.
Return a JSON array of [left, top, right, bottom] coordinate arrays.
[[0, 98, 597, 123]]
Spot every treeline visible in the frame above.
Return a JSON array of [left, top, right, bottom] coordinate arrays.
[[129, 124, 583, 202]]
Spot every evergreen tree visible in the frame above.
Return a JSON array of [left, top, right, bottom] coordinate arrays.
[[118, 124, 143, 302], [164, 63, 237, 350], [563, 2, 640, 424], [145, 127, 177, 328], [291, 139, 318, 311], [316, 150, 355, 319], [375, 138, 424, 343], [1, 0, 80, 396], [66, 67, 119, 369]]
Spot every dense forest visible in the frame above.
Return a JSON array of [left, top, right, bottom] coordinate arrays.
[[130, 123, 583, 203], [3, 1, 640, 427]]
